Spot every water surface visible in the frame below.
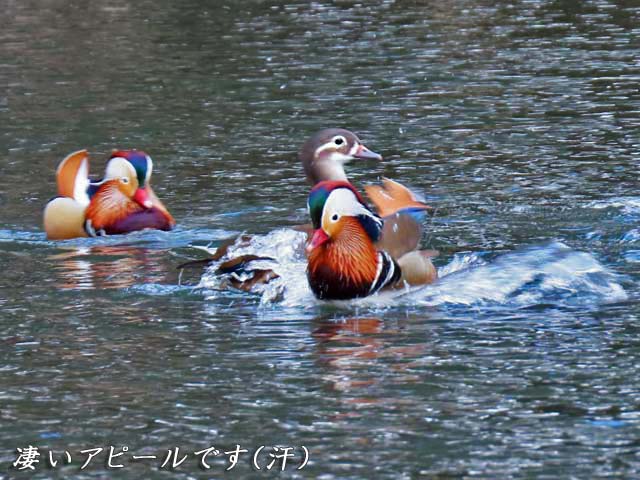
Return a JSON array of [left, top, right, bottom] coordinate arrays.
[[2, 0, 640, 478]]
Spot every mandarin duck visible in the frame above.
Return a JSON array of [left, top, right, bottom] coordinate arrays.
[[300, 128, 431, 258], [182, 129, 434, 293], [306, 181, 437, 300], [43, 149, 175, 240]]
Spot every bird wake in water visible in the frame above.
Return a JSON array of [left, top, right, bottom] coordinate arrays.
[[198, 230, 627, 309]]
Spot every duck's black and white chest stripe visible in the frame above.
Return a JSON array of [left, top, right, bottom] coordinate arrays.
[[369, 251, 401, 294]]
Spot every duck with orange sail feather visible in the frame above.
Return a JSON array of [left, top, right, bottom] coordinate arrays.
[[43, 149, 175, 239]]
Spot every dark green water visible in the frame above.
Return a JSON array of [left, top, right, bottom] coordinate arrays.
[[2, 0, 640, 478]]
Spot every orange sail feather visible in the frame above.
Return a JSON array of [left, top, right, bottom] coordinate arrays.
[[364, 178, 430, 219]]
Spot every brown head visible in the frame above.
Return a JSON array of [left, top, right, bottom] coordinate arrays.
[[299, 128, 382, 185]]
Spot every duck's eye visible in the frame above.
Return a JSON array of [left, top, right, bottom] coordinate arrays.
[[331, 214, 339, 222], [121, 177, 129, 184], [333, 136, 346, 146]]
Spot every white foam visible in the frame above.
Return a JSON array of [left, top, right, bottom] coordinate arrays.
[[199, 232, 627, 309]]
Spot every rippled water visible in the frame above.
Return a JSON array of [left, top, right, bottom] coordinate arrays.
[[2, 0, 640, 478]]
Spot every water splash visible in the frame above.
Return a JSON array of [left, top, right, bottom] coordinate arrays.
[[588, 197, 640, 216], [198, 228, 308, 305], [407, 242, 627, 307], [199, 231, 627, 309], [127, 283, 195, 296], [621, 228, 640, 244]]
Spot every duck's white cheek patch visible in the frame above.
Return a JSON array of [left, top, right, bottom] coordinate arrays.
[[348, 143, 359, 156]]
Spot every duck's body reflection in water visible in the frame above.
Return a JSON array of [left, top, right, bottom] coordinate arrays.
[[312, 316, 433, 408], [50, 246, 175, 290]]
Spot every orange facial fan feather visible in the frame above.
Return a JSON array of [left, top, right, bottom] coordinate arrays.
[[85, 179, 143, 233], [307, 217, 380, 299]]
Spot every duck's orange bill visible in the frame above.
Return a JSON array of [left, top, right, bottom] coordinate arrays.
[[307, 229, 329, 253], [133, 187, 153, 209]]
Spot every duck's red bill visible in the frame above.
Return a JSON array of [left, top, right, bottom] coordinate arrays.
[[133, 187, 153, 209], [307, 229, 329, 253]]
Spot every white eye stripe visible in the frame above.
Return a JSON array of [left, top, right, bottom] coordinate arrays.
[[314, 136, 362, 166], [315, 141, 337, 156], [105, 157, 137, 181], [323, 189, 372, 219]]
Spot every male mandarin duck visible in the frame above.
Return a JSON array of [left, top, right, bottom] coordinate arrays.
[[306, 181, 437, 300], [43, 149, 175, 240]]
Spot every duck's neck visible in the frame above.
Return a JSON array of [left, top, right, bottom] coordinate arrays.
[[307, 220, 378, 298], [306, 158, 347, 185]]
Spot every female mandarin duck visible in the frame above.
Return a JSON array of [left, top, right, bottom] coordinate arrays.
[[43, 149, 175, 240], [306, 181, 437, 300]]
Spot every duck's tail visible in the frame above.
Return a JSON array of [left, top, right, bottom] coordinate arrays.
[[396, 249, 438, 287]]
